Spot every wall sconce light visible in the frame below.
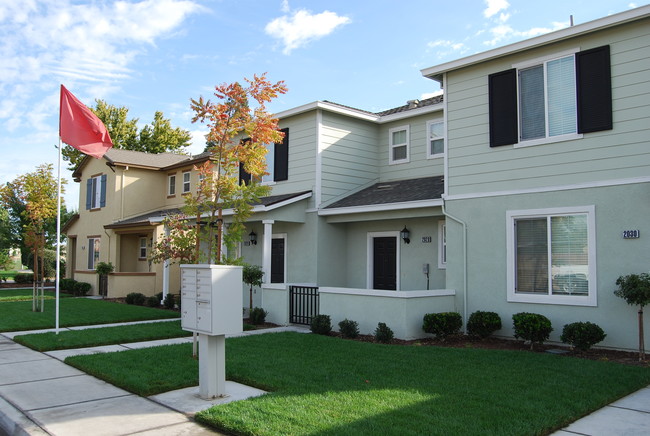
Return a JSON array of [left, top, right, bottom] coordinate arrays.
[[249, 230, 257, 245], [400, 226, 410, 244]]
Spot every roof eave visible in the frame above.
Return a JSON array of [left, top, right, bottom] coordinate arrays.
[[319, 199, 443, 216], [421, 5, 650, 80]]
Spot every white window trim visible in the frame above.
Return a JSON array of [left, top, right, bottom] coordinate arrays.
[[182, 171, 191, 193], [139, 237, 147, 259], [366, 231, 401, 290], [438, 221, 447, 269], [513, 47, 583, 147], [426, 118, 445, 159], [506, 205, 597, 307], [90, 175, 102, 209], [389, 125, 410, 165], [87, 237, 100, 270], [168, 174, 176, 196]]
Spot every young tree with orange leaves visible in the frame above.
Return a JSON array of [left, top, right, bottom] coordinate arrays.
[[151, 73, 287, 265]]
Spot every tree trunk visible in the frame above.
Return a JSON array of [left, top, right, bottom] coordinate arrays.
[[639, 307, 645, 361]]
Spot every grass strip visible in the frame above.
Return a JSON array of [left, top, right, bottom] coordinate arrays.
[[65, 332, 650, 436], [0, 289, 73, 302], [14, 320, 190, 351], [0, 298, 178, 332]]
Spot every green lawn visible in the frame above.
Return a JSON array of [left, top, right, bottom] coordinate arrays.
[[0, 288, 73, 302], [65, 332, 650, 436], [13, 320, 190, 351], [0, 297, 179, 332]]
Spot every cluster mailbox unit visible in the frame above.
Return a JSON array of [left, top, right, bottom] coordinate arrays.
[[180, 264, 243, 398], [180, 264, 243, 335]]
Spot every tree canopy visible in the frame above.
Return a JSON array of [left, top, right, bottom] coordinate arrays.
[[62, 100, 192, 169]]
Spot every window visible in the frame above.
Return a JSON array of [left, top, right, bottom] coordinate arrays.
[[389, 126, 409, 164], [139, 237, 147, 259], [87, 237, 100, 270], [427, 119, 445, 158], [85, 174, 106, 210], [168, 174, 176, 196], [438, 221, 447, 269], [506, 206, 596, 306], [182, 171, 191, 193], [489, 45, 612, 147], [243, 128, 289, 185]]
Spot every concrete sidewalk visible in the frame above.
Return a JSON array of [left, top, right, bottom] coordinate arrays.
[[1, 322, 649, 435], [0, 323, 308, 435]]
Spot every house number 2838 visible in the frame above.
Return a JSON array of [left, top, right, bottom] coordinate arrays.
[[623, 230, 640, 239]]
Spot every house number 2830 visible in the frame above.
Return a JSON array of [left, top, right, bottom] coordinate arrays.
[[623, 230, 640, 239]]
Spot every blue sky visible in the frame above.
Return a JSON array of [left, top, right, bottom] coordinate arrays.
[[0, 0, 644, 208]]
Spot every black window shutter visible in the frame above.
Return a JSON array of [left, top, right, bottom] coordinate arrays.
[[274, 128, 289, 181], [85, 178, 92, 210], [576, 45, 612, 133], [239, 163, 251, 185], [488, 69, 518, 147]]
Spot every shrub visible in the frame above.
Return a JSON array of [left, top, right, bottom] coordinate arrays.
[[310, 314, 332, 335], [14, 273, 33, 284], [338, 319, 359, 339], [249, 307, 268, 325], [561, 322, 606, 351], [467, 311, 502, 339], [374, 322, 394, 344], [73, 281, 92, 296], [422, 312, 463, 338], [512, 312, 553, 350], [95, 262, 114, 275], [163, 293, 176, 310], [146, 295, 160, 307], [125, 292, 146, 306], [60, 278, 77, 292]]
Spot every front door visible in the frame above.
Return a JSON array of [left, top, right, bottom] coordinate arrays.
[[271, 237, 285, 283], [373, 236, 397, 290]]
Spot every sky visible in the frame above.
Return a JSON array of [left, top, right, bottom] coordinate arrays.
[[0, 0, 645, 209]]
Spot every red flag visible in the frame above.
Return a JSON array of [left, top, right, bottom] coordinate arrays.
[[59, 85, 113, 159]]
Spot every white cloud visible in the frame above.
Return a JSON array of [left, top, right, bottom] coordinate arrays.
[[426, 39, 468, 59], [0, 0, 202, 132], [483, 20, 569, 46], [265, 6, 351, 55], [484, 0, 510, 18]]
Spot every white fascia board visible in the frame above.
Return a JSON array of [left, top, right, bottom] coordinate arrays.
[[275, 101, 379, 122], [318, 198, 443, 216], [376, 103, 444, 123], [421, 5, 650, 81]]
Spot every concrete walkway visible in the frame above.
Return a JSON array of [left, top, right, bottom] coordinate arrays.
[[0, 321, 648, 435], [0, 323, 308, 435]]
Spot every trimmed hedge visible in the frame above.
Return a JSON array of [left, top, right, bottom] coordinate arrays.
[[423, 312, 463, 338], [512, 312, 553, 350], [467, 311, 502, 339], [561, 321, 606, 351]]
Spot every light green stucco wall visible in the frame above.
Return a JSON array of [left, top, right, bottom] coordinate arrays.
[[444, 182, 650, 351]]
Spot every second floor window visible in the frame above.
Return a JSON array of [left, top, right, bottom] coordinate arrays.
[[182, 171, 191, 193], [389, 125, 409, 164], [168, 174, 176, 196], [86, 174, 106, 210], [427, 119, 445, 158]]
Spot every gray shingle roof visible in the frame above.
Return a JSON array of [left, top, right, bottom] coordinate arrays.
[[323, 95, 444, 117], [325, 176, 444, 209], [103, 148, 192, 168]]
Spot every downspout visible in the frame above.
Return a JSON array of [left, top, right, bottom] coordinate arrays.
[[441, 197, 468, 333]]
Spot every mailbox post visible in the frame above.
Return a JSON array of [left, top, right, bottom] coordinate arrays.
[[180, 264, 243, 399]]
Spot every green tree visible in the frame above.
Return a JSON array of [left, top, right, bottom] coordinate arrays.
[[615, 273, 650, 361], [62, 100, 192, 169]]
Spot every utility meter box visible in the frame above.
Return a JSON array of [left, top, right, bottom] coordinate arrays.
[[180, 264, 243, 336]]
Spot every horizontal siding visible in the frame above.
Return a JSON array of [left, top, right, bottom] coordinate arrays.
[[379, 112, 445, 182], [320, 112, 380, 204], [446, 18, 650, 196], [271, 112, 317, 197]]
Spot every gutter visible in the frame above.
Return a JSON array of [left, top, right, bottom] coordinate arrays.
[[441, 196, 468, 333]]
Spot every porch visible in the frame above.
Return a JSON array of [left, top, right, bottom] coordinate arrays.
[[261, 284, 456, 340]]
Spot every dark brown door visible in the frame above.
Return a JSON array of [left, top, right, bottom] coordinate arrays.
[[271, 238, 285, 283]]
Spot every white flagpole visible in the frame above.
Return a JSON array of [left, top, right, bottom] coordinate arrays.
[[55, 138, 62, 334]]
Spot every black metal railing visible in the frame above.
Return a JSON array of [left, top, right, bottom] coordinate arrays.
[[289, 285, 319, 325]]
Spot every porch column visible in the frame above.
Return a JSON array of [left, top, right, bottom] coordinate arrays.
[[262, 220, 274, 283], [162, 225, 170, 301]]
